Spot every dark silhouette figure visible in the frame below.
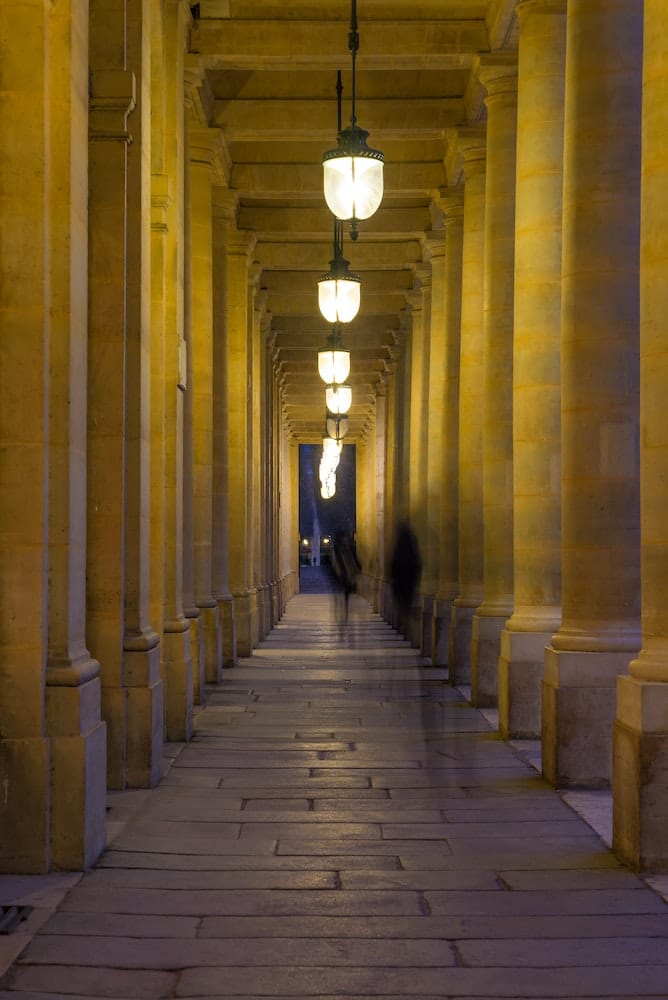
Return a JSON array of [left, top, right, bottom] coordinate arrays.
[[390, 520, 422, 637], [331, 529, 361, 625]]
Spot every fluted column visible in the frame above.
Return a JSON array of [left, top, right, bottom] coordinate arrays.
[[226, 230, 258, 656], [187, 127, 225, 686], [155, 0, 193, 740], [613, 0, 668, 871], [424, 229, 447, 662], [543, 0, 642, 787], [449, 131, 487, 685], [471, 57, 518, 708], [434, 191, 464, 668], [499, 0, 566, 738]]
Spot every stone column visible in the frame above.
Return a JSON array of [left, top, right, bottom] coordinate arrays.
[[407, 270, 432, 653], [613, 0, 668, 871], [187, 127, 224, 685], [0, 0, 100, 873], [122, 0, 164, 784], [543, 0, 642, 787], [373, 388, 389, 612], [434, 191, 464, 668], [250, 292, 269, 642], [226, 230, 258, 656], [88, 0, 163, 789], [382, 354, 399, 623], [449, 130, 487, 685], [406, 287, 428, 647], [471, 56, 518, 708], [212, 190, 238, 667], [424, 229, 447, 662], [499, 0, 566, 739], [154, 0, 193, 742], [46, 0, 108, 869]]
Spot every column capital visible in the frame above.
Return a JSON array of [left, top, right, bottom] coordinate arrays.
[[184, 55, 214, 126], [455, 127, 487, 178], [404, 290, 423, 313], [423, 230, 446, 261], [189, 127, 231, 185], [437, 186, 465, 225], [212, 186, 239, 223], [227, 229, 257, 259], [477, 53, 519, 102], [89, 69, 136, 143], [516, 0, 567, 22]]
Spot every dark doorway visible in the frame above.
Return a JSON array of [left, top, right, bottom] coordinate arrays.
[[299, 443, 356, 591]]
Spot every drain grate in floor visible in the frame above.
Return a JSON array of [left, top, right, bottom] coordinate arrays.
[[0, 905, 32, 935]]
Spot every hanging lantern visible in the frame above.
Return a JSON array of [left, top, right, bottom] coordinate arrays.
[[318, 347, 351, 385], [326, 383, 352, 415], [322, 18, 384, 240]]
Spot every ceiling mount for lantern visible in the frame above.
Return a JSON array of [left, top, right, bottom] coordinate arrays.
[[322, 6, 384, 240]]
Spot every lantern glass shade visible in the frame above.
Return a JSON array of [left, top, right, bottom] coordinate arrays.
[[318, 274, 361, 324], [326, 383, 352, 415], [323, 130, 384, 223], [318, 347, 350, 385]]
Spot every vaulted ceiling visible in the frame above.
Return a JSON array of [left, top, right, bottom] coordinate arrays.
[[189, 0, 518, 441]]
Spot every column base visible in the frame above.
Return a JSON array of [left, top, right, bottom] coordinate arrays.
[[234, 590, 253, 657], [420, 594, 434, 659], [219, 595, 237, 668], [185, 609, 205, 705], [498, 629, 550, 738], [271, 580, 281, 626], [449, 601, 477, 686], [250, 588, 259, 648], [471, 612, 507, 708], [433, 598, 452, 668], [542, 645, 630, 788], [47, 670, 108, 868], [102, 685, 128, 790], [0, 737, 50, 873], [124, 641, 164, 787], [613, 675, 668, 871], [51, 721, 107, 870], [198, 603, 222, 685], [163, 623, 193, 742]]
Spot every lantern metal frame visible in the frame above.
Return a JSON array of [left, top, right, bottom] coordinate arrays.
[[322, 4, 384, 240]]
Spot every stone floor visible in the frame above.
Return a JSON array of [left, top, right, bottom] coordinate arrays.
[[2, 591, 668, 999]]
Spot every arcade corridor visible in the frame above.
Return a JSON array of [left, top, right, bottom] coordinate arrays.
[[2, 592, 668, 998]]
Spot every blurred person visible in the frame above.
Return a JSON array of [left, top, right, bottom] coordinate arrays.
[[331, 528, 361, 626], [390, 519, 422, 637]]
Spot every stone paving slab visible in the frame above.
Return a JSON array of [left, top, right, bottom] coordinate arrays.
[[172, 964, 668, 997], [3, 593, 668, 1000]]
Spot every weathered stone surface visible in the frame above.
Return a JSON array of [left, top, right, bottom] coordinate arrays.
[[3, 595, 668, 1000]]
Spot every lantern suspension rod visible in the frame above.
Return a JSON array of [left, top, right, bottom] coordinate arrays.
[[348, 0, 359, 129]]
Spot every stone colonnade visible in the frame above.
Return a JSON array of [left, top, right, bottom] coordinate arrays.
[[0, 0, 296, 873], [360, 0, 666, 870]]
